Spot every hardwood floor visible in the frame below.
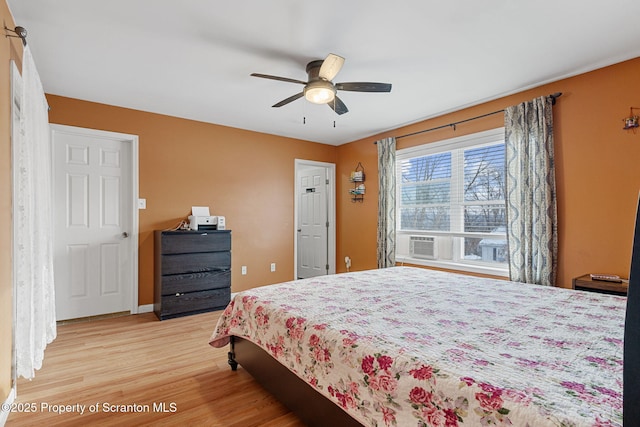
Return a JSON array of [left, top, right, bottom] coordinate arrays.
[[7, 311, 306, 426]]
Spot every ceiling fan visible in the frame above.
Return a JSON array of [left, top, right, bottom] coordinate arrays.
[[250, 53, 392, 115]]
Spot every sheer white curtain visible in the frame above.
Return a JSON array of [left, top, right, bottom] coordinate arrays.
[[14, 46, 57, 379]]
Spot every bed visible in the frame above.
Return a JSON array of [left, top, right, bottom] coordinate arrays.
[[210, 265, 629, 426]]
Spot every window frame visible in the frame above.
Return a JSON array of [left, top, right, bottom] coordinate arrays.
[[395, 127, 508, 277]]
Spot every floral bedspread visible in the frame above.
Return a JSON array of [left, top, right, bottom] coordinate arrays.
[[209, 267, 625, 427]]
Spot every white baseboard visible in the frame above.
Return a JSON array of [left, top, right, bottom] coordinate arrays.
[[137, 304, 154, 314], [0, 387, 16, 426]]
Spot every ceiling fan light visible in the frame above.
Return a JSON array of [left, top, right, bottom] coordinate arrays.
[[305, 87, 334, 104], [304, 81, 336, 104]]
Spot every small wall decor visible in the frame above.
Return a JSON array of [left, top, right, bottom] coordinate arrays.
[[623, 107, 639, 131], [349, 162, 365, 202]]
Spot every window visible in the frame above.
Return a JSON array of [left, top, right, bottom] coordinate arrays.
[[395, 128, 508, 276]]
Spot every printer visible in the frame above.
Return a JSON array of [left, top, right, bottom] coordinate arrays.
[[188, 215, 225, 231], [188, 206, 225, 231]]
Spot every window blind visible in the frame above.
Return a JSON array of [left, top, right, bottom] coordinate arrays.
[[396, 128, 508, 274]]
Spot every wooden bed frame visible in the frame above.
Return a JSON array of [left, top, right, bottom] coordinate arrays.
[[227, 197, 640, 426], [228, 336, 361, 426]]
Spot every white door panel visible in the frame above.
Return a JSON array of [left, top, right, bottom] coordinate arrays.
[[297, 167, 327, 279], [53, 127, 135, 320]]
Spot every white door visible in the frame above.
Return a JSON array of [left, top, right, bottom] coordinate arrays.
[[297, 166, 329, 279], [52, 126, 137, 320]]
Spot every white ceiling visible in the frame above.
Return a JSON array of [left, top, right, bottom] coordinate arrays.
[[7, 1, 640, 145]]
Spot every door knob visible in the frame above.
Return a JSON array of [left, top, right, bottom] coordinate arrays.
[[122, 232, 129, 238]]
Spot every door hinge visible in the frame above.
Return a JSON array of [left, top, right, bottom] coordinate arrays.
[[326, 264, 330, 271], [326, 221, 329, 228]]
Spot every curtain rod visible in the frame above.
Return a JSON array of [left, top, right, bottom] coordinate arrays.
[[384, 92, 562, 142], [4, 25, 27, 46]]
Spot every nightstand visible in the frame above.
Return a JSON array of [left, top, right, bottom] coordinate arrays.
[[572, 274, 628, 296]]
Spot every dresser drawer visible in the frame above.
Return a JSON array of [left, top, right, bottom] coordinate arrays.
[[160, 231, 231, 255], [161, 251, 231, 275], [161, 270, 230, 295], [159, 288, 231, 319]]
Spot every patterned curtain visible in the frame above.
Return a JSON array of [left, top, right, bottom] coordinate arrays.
[[504, 96, 557, 286], [377, 137, 396, 268]]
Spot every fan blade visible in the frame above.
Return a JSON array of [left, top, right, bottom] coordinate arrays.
[[335, 82, 392, 92], [251, 73, 307, 85], [272, 92, 304, 108], [328, 96, 348, 115], [318, 53, 345, 81]]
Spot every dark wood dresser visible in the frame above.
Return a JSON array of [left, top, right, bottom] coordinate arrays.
[[154, 230, 231, 320]]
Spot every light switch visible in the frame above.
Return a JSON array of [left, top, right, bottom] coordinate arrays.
[[138, 198, 147, 209]]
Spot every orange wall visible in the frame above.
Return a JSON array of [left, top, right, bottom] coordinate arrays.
[[336, 138, 379, 272], [47, 57, 640, 301], [47, 95, 336, 302], [0, 0, 23, 403], [337, 57, 640, 287]]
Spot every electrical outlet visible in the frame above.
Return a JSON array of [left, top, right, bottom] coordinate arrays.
[[270, 263, 276, 272], [241, 266, 247, 275]]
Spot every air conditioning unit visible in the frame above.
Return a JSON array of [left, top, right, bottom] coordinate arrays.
[[410, 236, 437, 259]]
